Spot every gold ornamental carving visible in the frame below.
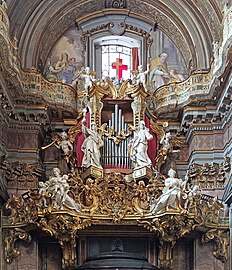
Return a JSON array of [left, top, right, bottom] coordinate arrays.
[[186, 157, 231, 189], [202, 229, 229, 263], [99, 122, 135, 144], [38, 215, 95, 270], [68, 172, 164, 222], [158, 240, 176, 270], [137, 215, 195, 242], [4, 228, 31, 264], [3, 165, 229, 269]]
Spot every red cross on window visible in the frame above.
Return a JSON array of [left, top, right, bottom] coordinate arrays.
[[112, 58, 128, 79]]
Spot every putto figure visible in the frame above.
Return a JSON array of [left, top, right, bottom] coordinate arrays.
[[81, 67, 95, 91], [129, 121, 153, 169], [136, 65, 149, 91], [55, 131, 73, 158], [39, 167, 81, 212]]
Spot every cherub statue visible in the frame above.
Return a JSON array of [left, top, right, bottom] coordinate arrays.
[[38, 182, 48, 207], [40, 167, 81, 212], [183, 184, 201, 210], [155, 131, 182, 173], [136, 65, 149, 91], [81, 67, 95, 91], [128, 121, 153, 169], [55, 131, 73, 157], [169, 69, 185, 83]]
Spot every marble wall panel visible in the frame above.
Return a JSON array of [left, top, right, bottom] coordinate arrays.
[[195, 238, 229, 270]]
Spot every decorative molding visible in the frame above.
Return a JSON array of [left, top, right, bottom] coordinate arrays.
[[105, 0, 127, 8], [193, 0, 222, 41], [4, 228, 31, 264], [80, 22, 153, 52], [127, 0, 192, 65], [1, 160, 43, 189], [186, 158, 231, 189], [180, 84, 232, 139]]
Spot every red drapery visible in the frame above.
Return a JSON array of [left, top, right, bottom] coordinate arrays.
[[75, 112, 90, 167], [132, 47, 139, 71], [144, 115, 157, 168], [75, 113, 157, 168]]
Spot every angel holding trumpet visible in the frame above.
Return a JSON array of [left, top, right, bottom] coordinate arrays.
[[41, 131, 75, 174]]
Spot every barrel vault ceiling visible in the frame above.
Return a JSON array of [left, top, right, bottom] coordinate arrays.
[[6, 0, 226, 71]]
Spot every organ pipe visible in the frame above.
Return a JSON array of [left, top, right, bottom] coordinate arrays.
[[100, 104, 132, 168]]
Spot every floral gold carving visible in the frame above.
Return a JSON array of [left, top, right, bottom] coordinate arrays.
[[202, 229, 229, 263], [4, 228, 32, 264], [99, 122, 135, 144], [38, 215, 94, 269], [137, 215, 195, 242], [3, 165, 229, 268]]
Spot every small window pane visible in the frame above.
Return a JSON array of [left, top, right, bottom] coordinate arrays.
[[101, 44, 132, 80]]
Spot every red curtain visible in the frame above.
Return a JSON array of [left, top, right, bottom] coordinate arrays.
[[144, 115, 157, 168], [132, 47, 139, 71], [75, 112, 90, 167]]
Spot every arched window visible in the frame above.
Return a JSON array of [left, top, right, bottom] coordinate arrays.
[[93, 35, 141, 80]]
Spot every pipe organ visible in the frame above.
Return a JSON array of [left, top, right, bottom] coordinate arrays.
[[100, 104, 132, 169]]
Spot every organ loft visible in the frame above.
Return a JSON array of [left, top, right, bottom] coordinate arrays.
[[0, 1, 232, 270]]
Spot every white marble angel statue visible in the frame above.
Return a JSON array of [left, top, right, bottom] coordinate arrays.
[[39, 167, 81, 212], [81, 121, 104, 169], [128, 120, 153, 169], [150, 168, 187, 214], [54, 131, 74, 174]]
